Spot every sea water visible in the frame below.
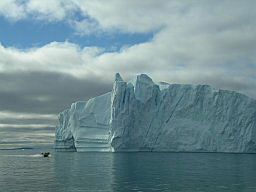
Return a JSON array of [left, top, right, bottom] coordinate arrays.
[[1, 150, 256, 192]]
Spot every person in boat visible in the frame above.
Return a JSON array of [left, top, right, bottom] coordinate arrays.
[[41, 152, 50, 157]]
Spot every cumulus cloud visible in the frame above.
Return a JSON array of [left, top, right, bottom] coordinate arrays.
[[25, 0, 76, 22], [0, 0, 189, 34], [71, 0, 172, 33], [0, 0, 76, 22], [0, 0, 26, 21]]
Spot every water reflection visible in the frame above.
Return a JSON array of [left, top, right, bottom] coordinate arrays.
[[110, 153, 256, 191], [52, 152, 256, 192], [54, 152, 114, 191]]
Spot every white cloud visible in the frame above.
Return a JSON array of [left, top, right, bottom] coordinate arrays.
[[0, 0, 26, 21], [0, 0, 77, 22], [0, 0, 184, 33], [0, 42, 103, 76], [70, 19, 102, 36], [71, 0, 174, 33], [25, 0, 75, 21]]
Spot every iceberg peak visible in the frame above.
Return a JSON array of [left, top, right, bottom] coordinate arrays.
[[115, 73, 123, 82], [129, 73, 154, 86], [132, 74, 156, 102], [136, 74, 154, 84]]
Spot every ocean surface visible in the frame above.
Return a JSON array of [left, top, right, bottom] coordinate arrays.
[[1, 149, 256, 192]]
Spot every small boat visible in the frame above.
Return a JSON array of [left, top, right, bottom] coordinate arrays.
[[41, 152, 50, 157]]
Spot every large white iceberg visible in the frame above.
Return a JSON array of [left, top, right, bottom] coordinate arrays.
[[55, 73, 256, 153]]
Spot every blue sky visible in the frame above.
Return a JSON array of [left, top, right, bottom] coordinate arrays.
[[0, 0, 256, 148], [0, 16, 154, 50]]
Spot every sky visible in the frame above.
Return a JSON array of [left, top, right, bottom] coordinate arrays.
[[0, 0, 256, 148]]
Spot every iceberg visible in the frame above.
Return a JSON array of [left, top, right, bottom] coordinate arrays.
[[55, 73, 256, 153]]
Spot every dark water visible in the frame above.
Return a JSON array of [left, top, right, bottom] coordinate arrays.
[[1, 150, 256, 192]]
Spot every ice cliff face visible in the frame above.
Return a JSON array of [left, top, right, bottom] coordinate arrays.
[[55, 73, 256, 153], [55, 93, 112, 151]]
